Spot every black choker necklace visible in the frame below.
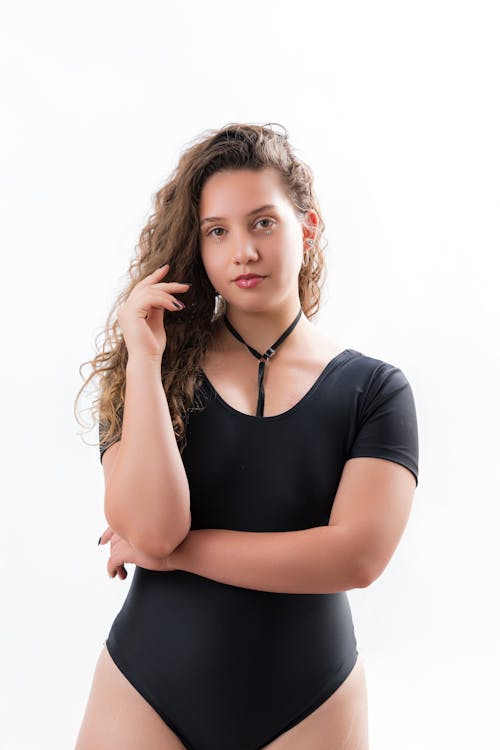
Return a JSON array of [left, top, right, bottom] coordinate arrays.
[[222, 308, 303, 416]]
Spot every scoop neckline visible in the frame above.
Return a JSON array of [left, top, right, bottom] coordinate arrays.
[[200, 348, 355, 422]]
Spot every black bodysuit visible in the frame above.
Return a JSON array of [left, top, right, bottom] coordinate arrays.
[[99, 348, 419, 750]]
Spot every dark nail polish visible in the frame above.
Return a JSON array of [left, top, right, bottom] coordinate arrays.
[[98, 535, 102, 545], [173, 301, 185, 309]]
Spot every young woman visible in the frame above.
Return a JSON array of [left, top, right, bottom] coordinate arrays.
[[75, 122, 419, 750]]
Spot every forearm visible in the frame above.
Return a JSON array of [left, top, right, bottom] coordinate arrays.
[[171, 525, 366, 594], [105, 357, 191, 558]]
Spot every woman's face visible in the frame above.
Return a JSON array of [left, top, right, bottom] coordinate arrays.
[[198, 167, 317, 312]]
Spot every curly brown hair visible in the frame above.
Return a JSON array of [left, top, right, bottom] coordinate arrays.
[[75, 121, 330, 458]]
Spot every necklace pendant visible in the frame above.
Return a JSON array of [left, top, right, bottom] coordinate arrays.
[[261, 347, 276, 361]]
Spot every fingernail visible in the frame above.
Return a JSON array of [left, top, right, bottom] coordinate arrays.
[[173, 301, 185, 309], [98, 535, 102, 545]]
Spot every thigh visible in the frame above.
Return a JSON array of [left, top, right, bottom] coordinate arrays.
[[261, 654, 369, 750], [74, 645, 188, 750]]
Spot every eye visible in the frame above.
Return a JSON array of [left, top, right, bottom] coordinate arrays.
[[207, 227, 225, 238], [206, 218, 276, 239], [256, 218, 276, 231]]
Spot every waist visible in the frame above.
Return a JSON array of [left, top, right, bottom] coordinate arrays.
[[115, 567, 356, 642]]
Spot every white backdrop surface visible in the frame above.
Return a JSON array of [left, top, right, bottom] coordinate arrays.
[[1, 1, 498, 748]]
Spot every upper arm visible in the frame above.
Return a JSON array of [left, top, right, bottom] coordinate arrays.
[[98, 416, 123, 534], [328, 457, 416, 585], [99, 414, 122, 489], [328, 360, 419, 585], [101, 440, 121, 491]]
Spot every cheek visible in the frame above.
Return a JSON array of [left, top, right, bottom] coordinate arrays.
[[271, 245, 303, 279], [200, 249, 224, 286]]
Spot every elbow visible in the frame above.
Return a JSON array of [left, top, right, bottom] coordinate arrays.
[[135, 515, 191, 559], [357, 556, 385, 588], [356, 566, 374, 588], [141, 531, 188, 559], [137, 537, 174, 559], [104, 490, 191, 559]]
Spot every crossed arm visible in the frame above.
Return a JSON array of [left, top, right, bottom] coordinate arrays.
[[169, 457, 416, 594], [169, 525, 366, 594], [103, 455, 415, 594]]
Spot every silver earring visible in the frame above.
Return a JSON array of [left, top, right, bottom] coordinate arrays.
[[303, 238, 314, 266]]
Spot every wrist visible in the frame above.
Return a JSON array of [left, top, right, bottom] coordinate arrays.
[[126, 355, 163, 372]]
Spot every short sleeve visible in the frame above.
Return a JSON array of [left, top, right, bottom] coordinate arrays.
[[98, 415, 121, 464], [346, 363, 419, 486]]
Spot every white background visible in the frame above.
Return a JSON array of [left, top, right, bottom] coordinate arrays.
[[1, 1, 498, 748]]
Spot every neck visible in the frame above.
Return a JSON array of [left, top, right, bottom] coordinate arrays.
[[218, 303, 314, 356]]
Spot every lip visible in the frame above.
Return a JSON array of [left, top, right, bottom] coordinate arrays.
[[234, 274, 265, 281], [234, 276, 266, 289]]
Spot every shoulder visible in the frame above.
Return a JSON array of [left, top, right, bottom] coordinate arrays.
[[343, 348, 409, 380], [339, 349, 417, 412]]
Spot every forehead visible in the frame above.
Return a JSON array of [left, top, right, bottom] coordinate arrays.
[[199, 168, 289, 217]]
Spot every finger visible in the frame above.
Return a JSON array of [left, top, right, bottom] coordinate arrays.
[[108, 549, 128, 579], [147, 291, 187, 312], [152, 281, 191, 291], [136, 263, 170, 288], [154, 263, 170, 276], [98, 527, 114, 546]]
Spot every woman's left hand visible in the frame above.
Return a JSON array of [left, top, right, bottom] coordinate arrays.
[[98, 526, 179, 579]]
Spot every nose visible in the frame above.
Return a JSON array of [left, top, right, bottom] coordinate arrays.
[[232, 230, 260, 263]]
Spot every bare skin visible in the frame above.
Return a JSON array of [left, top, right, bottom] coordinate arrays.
[[260, 654, 369, 750], [75, 323, 369, 749], [75, 644, 368, 750], [202, 315, 347, 418], [74, 645, 188, 750]]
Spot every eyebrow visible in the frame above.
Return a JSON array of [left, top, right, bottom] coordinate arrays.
[[199, 203, 279, 228]]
